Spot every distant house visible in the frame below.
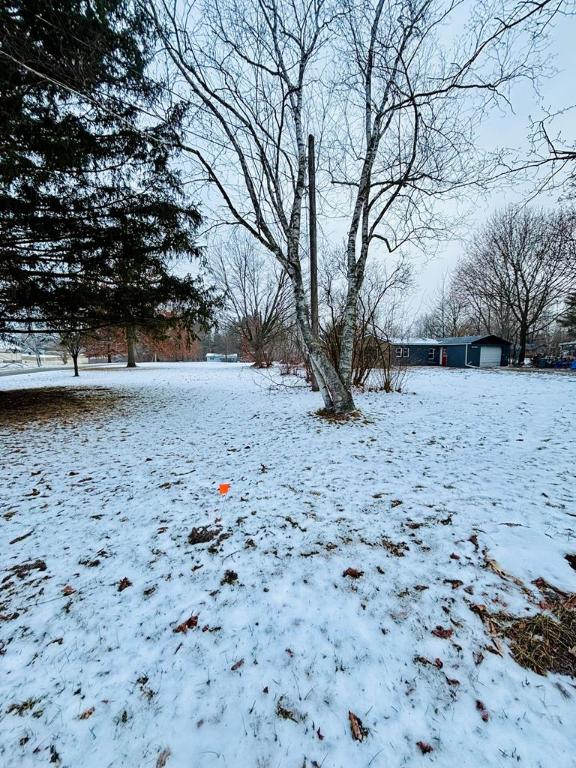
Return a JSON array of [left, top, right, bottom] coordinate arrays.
[[392, 335, 510, 368], [205, 353, 239, 362], [392, 338, 440, 366], [437, 335, 510, 367]]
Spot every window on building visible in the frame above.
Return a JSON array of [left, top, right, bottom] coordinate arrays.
[[395, 347, 403, 358], [428, 348, 435, 360], [402, 347, 409, 358]]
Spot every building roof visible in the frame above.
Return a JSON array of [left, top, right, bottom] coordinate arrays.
[[389, 334, 511, 347], [392, 337, 439, 346], [437, 334, 510, 346]]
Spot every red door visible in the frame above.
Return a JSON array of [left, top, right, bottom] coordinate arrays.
[[441, 347, 448, 366]]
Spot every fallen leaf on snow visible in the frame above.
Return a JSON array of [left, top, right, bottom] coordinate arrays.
[[230, 659, 244, 671], [431, 626, 453, 639], [486, 638, 504, 656], [348, 711, 368, 741], [62, 585, 76, 596], [78, 707, 94, 720], [342, 568, 364, 579], [276, 698, 298, 722], [118, 577, 132, 592], [468, 534, 479, 551], [156, 748, 171, 768], [416, 741, 433, 754], [381, 537, 409, 557], [173, 615, 198, 634], [476, 700, 489, 721]]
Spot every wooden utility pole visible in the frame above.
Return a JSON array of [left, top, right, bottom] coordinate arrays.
[[308, 134, 319, 391]]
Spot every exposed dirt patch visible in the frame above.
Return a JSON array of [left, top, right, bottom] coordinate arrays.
[[0, 387, 125, 426]]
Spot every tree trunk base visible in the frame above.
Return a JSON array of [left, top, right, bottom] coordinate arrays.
[[314, 406, 361, 422]]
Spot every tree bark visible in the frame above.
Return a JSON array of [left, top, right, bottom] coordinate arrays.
[[289, 262, 355, 413], [126, 325, 137, 368], [308, 134, 319, 393], [517, 323, 528, 366], [72, 351, 79, 377]]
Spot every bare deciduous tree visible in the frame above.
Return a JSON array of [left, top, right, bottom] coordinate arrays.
[[416, 274, 472, 339], [320, 250, 411, 386], [456, 207, 575, 363], [59, 331, 84, 376], [147, 0, 562, 412], [210, 236, 291, 367], [147, 0, 358, 410], [329, 0, 562, 392], [20, 331, 57, 367]]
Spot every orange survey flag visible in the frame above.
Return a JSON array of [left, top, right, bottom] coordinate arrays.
[[218, 483, 231, 495]]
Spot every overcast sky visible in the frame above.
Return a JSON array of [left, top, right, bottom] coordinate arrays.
[[406, 10, 576, 320]]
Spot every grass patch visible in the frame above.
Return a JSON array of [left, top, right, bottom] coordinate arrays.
[[0, 387, 126, 426], [501, 579, 576, 677], [313, 408, 363, 423], [473, 579, 576, 678], [504, 604, 576, 677]]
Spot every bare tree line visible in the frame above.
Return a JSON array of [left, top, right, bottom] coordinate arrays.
[[209, 235, 292, 367], [319, 250, 411, 386], [417, 206, 576, 362]]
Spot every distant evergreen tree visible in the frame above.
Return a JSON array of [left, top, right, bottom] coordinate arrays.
[[0, 0, 214, 343], [71, 165, 216, 368]]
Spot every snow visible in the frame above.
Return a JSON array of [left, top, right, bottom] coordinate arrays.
[[0, 363, 575, 768], [391, 337, 438, 345]]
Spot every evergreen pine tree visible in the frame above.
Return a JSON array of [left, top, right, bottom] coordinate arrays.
[[0, 0, 214, 342]]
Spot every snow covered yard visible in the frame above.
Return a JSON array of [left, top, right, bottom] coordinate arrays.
[[0, 363, 575, 768]]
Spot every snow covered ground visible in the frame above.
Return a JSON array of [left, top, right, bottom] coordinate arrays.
[[0, 363, 575, 768]]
